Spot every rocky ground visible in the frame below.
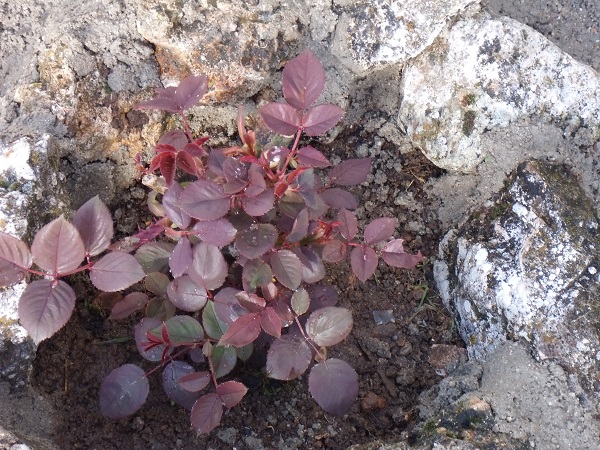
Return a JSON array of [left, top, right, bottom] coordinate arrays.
[[1, 0, 599, 449]]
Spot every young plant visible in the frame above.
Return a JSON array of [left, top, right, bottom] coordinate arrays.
[[0, 50, 423, 434]]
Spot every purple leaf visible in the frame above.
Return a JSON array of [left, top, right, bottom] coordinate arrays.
[[309, 359, 358, 416], [191, 393, 223, 434], [307, 285, 338, 310], [294, 246, 325, 284], [100, 364, 149, 419], [216, 381, 248, 408], [235, 291, 266, 312], [306, 307, 353, 347], [235, 223, 277, 259], [242, 188, 274, 217], [207, 149, 227, 177], [167, 275, 208, 312], [270, 249, 302, 290], [296, 145, 331, 168], [135, 242, 175, 273], [202, 300, 228, 339], [218, 312, 261, 347], [242, 259, 273, 293], [322, 240, 347, 263], [18, 279, 75, 344], [175, 75, 208, 110], [179, 180, 230, 221], [266, 335, 312, 380], [169, 237, 193, 278], [350, 246, 378, 282], [213, 287, 246, 324], [329, 158, 371, 186], [260, 307, 282, 338], [162, 183, 192, 229], [246, 163, 267, 197], [0, 232, 32, 286], [271, 297, 294, 327], [193, 219, 237, 247], [158, 130, 188, 149], [320, 188, 358, 210], [188, 242, 228, 291], [282, 50, 326, 110], [381, 239, 424, 268], [259, 103, 301, 135], [223, 158, 249, 185], [162, 361, 201, 409], [109, 292, 150, 320], [336, 209, 358, 240], [211, 344, 237, 378], [134, 317, 172, 361], [286, 208, 309, 243], [136, 94, 180, 113], [72, 195, 113, 257], [364, 218, 397, 245], [302, 104, 344, 136], [31, 217, 85, 275], [178, 371, 211, 392], [90, 252, 146, 292], [290, 286, 310, 315]]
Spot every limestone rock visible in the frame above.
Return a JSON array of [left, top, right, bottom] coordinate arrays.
[[399, 10, 600, 172], [434, 160, 600, 401]]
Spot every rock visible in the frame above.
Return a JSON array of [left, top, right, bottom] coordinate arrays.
[[434, 160, 600, 401], [399, 8, 600, 172], [427, 344, 467, 375], [360, 391, 386, 412]]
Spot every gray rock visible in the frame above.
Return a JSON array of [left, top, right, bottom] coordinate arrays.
[[399, 8, 600, 172], [434, 160, 600, 402]]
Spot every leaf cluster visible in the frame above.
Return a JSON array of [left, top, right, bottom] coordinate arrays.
[[0, 50, 424, 434]]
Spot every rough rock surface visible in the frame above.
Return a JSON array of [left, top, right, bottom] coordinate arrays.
[[435, 160, 600, 403], [399, 7, 600, 173]]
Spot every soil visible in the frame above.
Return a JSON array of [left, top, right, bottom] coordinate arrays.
[[29, 123, 460, 450]]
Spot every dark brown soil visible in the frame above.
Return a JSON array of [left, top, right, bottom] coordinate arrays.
[[31, 127, 461, 449]]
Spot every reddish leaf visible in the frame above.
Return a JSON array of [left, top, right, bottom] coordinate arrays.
[[218, 312, 261, 347], [192, 219, 236, 247], [271, 297, 294, 327], [213, 287, 246, 324], [381, 239, 424, 268], [336, 209, 358, 240], [235, 291, 266, 312], [322, 240, 347, 263], [176, 150, 198, 176], [259, 102, 300, 135], [216, 381, 248, 408], [191, 393, 223, 434], [135, 317, 172, 361], [364, 218, 397, 245], [266, 335, 312, 380], [18, 279, 75, 344], [178, 371, 211, 392], [163, 182, 192, 229], [309, 359, 358, 415], [282, 50, 325, 110], [329, 158, 371, 186], [294, 246, 325, 284], [242, 259, 273, 293], [169, 237, 193, 278], [320, 188, 358, 210], [167, 275, 208, 312], [90, 252, 145, 292], [72, 195, 113, 256], [109, 292, 150, 320], [241, 188, 274, 217], [0, 232, 32, 286], [270, 249, 302, 290], [175, 75, 208, 110], [159, 152, 177, 187], [188, 242, 228, 291], [163, 361, 200, 409], [31, 217, 85, 275], [235, 223, 277, 260], [306, 307, 353, 347], [260, 307, 282, 338], [287, 208, 309, 243], [100, 364, 149, 419], [296, 145, 331, 168], [303, 104, 344, 136], [179, 180, 230, 221], [350, 246, 378, 282]]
